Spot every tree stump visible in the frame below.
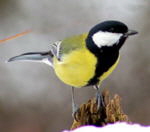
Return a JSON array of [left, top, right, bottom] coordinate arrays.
[[71, 90, 130, 130]]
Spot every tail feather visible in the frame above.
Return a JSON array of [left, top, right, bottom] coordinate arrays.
[[8, 51, 53, 67]]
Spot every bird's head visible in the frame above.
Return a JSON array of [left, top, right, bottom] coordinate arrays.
[[86, 20, 138, 54]]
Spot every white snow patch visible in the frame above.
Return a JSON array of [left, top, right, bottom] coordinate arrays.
[[63, 122, 150, 132]]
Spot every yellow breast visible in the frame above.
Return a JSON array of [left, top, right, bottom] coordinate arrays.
[[53, 48, 97, 87]]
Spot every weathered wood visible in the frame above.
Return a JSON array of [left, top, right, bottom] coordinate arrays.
[[71, 90, 130, 130]]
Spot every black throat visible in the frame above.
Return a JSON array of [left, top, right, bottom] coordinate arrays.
[[86, 36, 127, 86]]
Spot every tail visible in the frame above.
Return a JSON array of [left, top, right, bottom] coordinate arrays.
[[7, 51, 53, 67]]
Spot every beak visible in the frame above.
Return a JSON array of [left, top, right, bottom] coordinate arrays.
[[126, 29, 138, 36], [8, 52, 50, 62]]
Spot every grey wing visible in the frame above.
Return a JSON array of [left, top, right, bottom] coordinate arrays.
[[50, 41, 62, 61]]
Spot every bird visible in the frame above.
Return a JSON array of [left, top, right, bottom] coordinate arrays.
[[8, 20, 138, 117]]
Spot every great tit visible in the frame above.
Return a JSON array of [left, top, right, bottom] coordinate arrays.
[[8, 20, 138, 116]]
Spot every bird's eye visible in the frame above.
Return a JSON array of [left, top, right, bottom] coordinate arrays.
[[109, 28, 114, 32]]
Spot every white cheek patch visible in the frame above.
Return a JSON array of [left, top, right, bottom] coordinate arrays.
[[92, 31, 123, 47]]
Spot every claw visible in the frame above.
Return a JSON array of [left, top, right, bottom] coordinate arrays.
[[72, 103, 79, 121], [96, 92, 105, 109], [94, 85, 105, 110]]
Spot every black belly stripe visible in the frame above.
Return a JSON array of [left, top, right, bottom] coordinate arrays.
[[86, 36, 119, 85], [88, 49, 119, 85], [86, 35, 127, 86]]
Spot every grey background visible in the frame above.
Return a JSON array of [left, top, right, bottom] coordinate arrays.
[[0, 0, 149, 131]]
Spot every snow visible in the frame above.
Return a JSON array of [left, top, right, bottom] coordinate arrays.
[[63, 122, 150, 132]]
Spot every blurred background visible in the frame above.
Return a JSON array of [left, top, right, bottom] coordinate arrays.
[[0, 0, 149, 131]]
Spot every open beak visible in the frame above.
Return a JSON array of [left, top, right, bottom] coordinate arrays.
[[126, 29, 138, 36]]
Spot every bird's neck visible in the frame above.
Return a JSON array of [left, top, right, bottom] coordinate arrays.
[[86, 36, 121, 85], [86, 35, 127, 56]]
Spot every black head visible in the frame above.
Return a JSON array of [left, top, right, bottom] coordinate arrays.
[[88, 20, 128, 36], [86, 20, 138, 54], [86, 21, 138, 85]]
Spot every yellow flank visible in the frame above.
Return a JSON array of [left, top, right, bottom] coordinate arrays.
[[53, 48, 97, 87], [53, 46, 120, 88], [99, 56, 120, 82]]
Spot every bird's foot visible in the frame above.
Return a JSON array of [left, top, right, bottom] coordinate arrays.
[[96, 91, 105, 110], [72, 103, 80, 121]]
